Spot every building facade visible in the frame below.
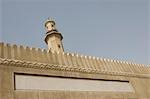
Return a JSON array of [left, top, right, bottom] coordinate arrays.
[[0, 19, 150, 99]]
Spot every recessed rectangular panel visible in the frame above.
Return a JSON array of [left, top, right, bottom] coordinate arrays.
[[15, 74, 134, 92]]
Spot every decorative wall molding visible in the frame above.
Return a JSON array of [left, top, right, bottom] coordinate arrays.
[[0, 58, 150, 78]]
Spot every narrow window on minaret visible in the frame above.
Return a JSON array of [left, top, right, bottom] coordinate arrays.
[[58, 44, 61, 49]]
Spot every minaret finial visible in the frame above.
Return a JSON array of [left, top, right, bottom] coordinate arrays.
[[45, 18, 56, 32]]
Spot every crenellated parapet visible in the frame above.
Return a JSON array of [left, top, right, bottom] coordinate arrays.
[[0, 42, 150, 77]]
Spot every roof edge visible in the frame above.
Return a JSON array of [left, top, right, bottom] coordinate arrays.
[[0, 42, 150, 75]]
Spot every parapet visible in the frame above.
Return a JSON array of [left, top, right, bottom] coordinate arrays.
[[0, 42, 150, 78]]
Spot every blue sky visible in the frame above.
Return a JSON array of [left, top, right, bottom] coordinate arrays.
[[1, 0, 150, 64], [149, 0, 150, 64]]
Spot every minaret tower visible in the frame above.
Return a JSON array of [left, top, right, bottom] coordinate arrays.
[[44, 18, 64, 52]]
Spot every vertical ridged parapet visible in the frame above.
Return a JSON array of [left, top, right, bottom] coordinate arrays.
[[90, 57, 96, 70], [108, 59, 117, 72], [113, 60, 121, 72], [85, 56, 93, 69], [66, 53, 73, 67], [71, 53, 78, 67], [142, 65, 147, 73], [72, 54, 80, 67], [82, 55, 87, 69], [92, 57, 99, 70], [3, 44, 11, 59], [132, 63, 141, 74], [131, 63, 139, 74], [122, 61, 131, 73], [139, 64, 144, 73], [13, 44, 20, 60], [109, 59, 117, 72], [0, 42, 4, 58], [119, 61, 127, 73], [29, 48, 36, 62], [145, 65, 149, 74], [125, 62, 134, 73], [106, 58, 116, 72], [35, 48, 43, 62], [98, 58, 106, 71], [1, 42, 150, 75], [102, 59, 108, 71], [141, 64, 146, 73], [79, 55, 86, 69], [130, 63, 136, 73], [32, 48, 38, 62], [36, 48, 47, 63], [137, 64, 143, 73], [128, 62, 134, 73], [116, 60, 123, 73], [103, 58, 109, 71], [51, 51, 58, 65], [60, 52, 65, 66], [145, 66, 148, 74], [46, 50, 53, 64], [147, 66, 150, 74], [96, 58, 103, 71], [56, 52, 63, 66], [94, 57, 101, 70], [148, 66, 150, 74], [105, 59, 114, 72], [12, 44, 17, 59], [75, 54, 83, 68], [85, 55, 91, 70], [141, 64, 149, 74], [120, 61, 125, 72], [61, 52, 69, 66], [42, 49, 49, 63], [19, 45, 26, 60], [24, 46, 31, 61], [117, 61, 125, 72]]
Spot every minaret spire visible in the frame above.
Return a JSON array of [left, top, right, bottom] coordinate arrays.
[[44, 18, 64, 52]]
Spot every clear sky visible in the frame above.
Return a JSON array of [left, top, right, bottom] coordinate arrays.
[[1, 0, 150, 64], [149, 0, 150, 64]]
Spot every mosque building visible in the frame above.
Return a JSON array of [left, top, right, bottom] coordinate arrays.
[[0, 18, 150, 99]]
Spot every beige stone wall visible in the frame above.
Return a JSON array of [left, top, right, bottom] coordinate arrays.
[[0, 42, 150, 99], [0, 42, 150, 77], [0, 62, 150, 99]]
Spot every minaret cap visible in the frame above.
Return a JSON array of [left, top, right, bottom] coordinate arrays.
[[45, 18, 55, 27]]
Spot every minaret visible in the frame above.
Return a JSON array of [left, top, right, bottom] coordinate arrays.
[[44, 18, 64, 52]]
